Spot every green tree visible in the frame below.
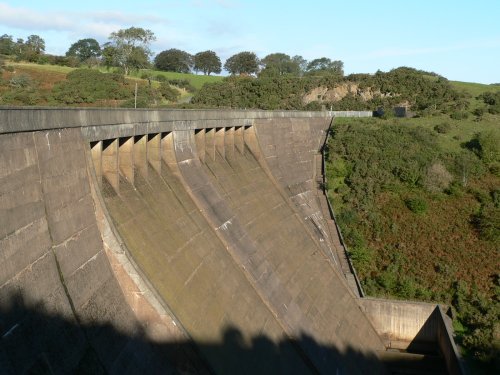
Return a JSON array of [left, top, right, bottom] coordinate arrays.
[[260, 53, 300, 76], [101, 44, 117, 70], [224, 51, 259, 75], [66, 38, 101, 64], [472, 131, 500, 163], [193, 50, 221, 75], [14, 38, 25, 59], [0, 34, 15, 55], [154, 48, 193, 73], [291, 55, 308, 76], [107, 27, 155, 75], [15, 35, 45, 62], [306, 57, 344, 76], [26, 35, 45, 54]]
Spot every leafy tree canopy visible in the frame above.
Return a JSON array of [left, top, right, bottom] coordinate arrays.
[[107, 27, 155, 75], [25, 35, 45, 55], [66, 38, 101, 62], [260, 53, 301, 77], [224, 51, 259, 75], [154, 48, 193, 73], [306, 57, 343, 76], [193, 50, 221, 75], [9, 35, 46, 62], [0, 34, 15, 55]]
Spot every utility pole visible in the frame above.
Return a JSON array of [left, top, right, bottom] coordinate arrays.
[[134, 82, 138, 109]]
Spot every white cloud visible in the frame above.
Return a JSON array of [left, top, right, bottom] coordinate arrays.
[[0, 3, 73, 31], [84, 10, 167, 24], [0, 2, 168, 36]]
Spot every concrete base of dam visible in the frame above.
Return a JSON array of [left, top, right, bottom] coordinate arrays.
[[0, 109, 464, 374]]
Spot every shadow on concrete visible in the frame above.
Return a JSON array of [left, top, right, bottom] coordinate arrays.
[[0, 291, 384, 375]]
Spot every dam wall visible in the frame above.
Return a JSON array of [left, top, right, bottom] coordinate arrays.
[[0, 127, 188, 373], [1, 108, 388, 374]]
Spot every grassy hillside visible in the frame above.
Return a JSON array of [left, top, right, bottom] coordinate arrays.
[[0, 62, 223, 106], [451, 80, 500, 98], [9, 62, 223, 89], [326, 115, 499, 371], [450, 80, 500, 109]]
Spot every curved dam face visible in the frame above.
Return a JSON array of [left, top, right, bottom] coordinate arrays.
[[0, 109, 386, 374]]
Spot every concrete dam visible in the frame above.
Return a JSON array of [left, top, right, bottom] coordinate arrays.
[[0, 108, 463, 374]]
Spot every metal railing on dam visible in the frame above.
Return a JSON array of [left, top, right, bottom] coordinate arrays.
[[0, 108, 463, 375]]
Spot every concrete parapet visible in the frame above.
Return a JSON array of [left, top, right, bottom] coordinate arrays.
[[0, 107, 330, 135]]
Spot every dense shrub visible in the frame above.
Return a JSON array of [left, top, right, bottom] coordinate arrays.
[[452, 281, 500, 362], [404, 196, 428, 214], [1, 86, 42, 105], [424, 162, 453, 193], [478, 91, 500, 114], [167, 79, 196, 93], [155, 74, 167, 82], [473, 203, 500, 242], [434, 122, 452, 133], [192, 66, 464, 113], [120, 85, 162, 108], [9, 74, 33, 88], [1, 73, 42, 105], [329, 123, 438, 210], [450, 111, 470, 120], [51, 69, 131, 104], [466, 131, 500, 164], [159, 82, 180, 102], [193, 76, 314, 109]]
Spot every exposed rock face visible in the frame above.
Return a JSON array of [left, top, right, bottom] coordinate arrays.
[[302, 83, 389, 104]]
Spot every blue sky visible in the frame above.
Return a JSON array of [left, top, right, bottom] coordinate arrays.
[[1, 0, 499, 83]]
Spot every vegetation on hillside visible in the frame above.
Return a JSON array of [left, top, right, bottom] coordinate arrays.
[[192, 67, 468, 115], [325, 116, 499, 370]]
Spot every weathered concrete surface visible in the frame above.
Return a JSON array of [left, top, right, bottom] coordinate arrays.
[[361, 298, 442, 350], [0, 108, 404, 374], [158, 122, 386, 373], [0, 128, 188, 373]]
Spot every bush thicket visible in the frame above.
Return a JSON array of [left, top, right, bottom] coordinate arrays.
[[51, 69, 132, 104], [193, 67, 466, 114], [326, 118, 499, 366]]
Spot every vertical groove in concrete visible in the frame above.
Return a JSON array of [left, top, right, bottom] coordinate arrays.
[[118, 137, 134, 185], [147, 133, 162, 175], [102, 138, 119, 193], [134, 135, 148, 180], [97, 129, 313, 375]]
